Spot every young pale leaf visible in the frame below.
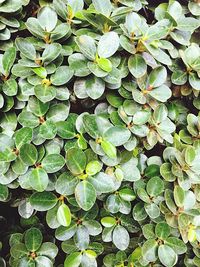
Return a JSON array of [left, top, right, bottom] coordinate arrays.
[[101, 140, 117, 158], [85, 161, 102, 176], [32, 67, 47, 79], [75, 180, 96, 211], [97, 58, 112, 72], [64, 252, 82, 267], [57, 203, 71, 227]]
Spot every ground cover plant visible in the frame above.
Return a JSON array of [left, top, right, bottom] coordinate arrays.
[[0, 0, 200, 266]]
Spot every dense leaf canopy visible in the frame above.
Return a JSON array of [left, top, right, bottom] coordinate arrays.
[[0, 0, 200, 266]]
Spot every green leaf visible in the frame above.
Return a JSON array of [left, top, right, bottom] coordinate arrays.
[[51, 66, 74, 86], [92, 0, 113, 16], [42, 43, 62, 64], [158, 245, 177, 267], [101, 217, 116, 228], [148, 84, 172, 102], [0, 184, 9, 201], [148, 66, 167, 88], [55, 172, 79, 196], [165, 237, 187, 255], [10, 243, 28, 259], [3, 79, 18, 96], [38, 6, 58, 32], [35, 256, 53, 267], [119, 188, 136, 201], [29, 168, 49, 192], [185, 146, 196, 166], [2, 47, 16, 76], [42, 154, 65, 173], [32, 67, 47, 79], [34, 84, 56, 103], [64, 252, 82, 267], [76, 35, 96, 61], [142, 239, 158, 262], [97, 58, 112, 72], [155, 222, 170, 240], [75, 180, 96, 211], [57, 203, 71, 227], [174, 185, 185, 208], [85, 161, 102, 176], [98, 32, 119, 58], [128, 54, 147, 78], [113, 225, 130, 251], [101, 140, 117, 158], [103, 126, 131, 146], [24, 228, 43, 252], [88, 172, 115, 193], [15, 38, 36, 60], [146, 176, 164, 197], [15, 127, 32, 149], [66, 147, 86, 175], [37, 242, 58, 259], [39, 120, 57, 139], [85, 75, 105, 100], [30, 191, 58, 211], [19, 144, 38, 166]]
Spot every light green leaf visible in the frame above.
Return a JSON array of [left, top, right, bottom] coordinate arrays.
[[158, 245, 177, 267], [42, 154, 65, 173], [75, 180, 96, 211], [66, 147, 86, 175], [57, 203, 71, 227], [15, 38, 36, 60], [64, 252, 82, 267], [30, 191, 58, 211], [113, 225, 130, 251], [29, 168, 49, 192], [76, 35, 96, 61], [128, 54, 147, 78], [19, 144, 38, 166], [38, 6, 58, 32], [98, 32, 119, 58]]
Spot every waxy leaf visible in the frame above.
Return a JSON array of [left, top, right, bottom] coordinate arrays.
[[75, 180, 96, 211]]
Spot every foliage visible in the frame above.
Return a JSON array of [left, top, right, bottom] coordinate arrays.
[[0, 0, 200, 266]]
